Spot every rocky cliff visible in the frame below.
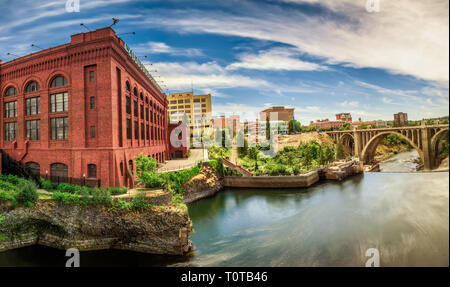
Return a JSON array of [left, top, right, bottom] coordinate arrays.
[[0, 200, 192, 255], [182, 165, 223, 204]]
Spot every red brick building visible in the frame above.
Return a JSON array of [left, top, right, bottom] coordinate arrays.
[[0, 27, 168, 188], [168, 122, 190, 159]]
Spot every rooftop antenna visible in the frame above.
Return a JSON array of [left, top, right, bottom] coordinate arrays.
[[80, 23, 91, 32], [191, 80, 194, 93], [31, 44, 44, 50], [110, 18, 120, 27]]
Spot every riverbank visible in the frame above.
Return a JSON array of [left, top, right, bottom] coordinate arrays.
[[184, 160, 362, 195]]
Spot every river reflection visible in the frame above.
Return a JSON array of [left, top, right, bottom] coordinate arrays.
[[0, 172, 448, 267], [187, 173, 448, 267]]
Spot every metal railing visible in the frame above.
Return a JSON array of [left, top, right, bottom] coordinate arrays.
[[43, 174, 101, 188]]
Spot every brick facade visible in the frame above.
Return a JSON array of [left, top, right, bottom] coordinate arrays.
[[0, 27, 169, 188], [168, 122, 190, 159]]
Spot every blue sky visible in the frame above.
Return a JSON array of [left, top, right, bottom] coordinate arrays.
[[0, 0, 448, 124]]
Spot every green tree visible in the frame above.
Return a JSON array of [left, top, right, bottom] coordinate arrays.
[[303, 146, 313, 168], [265, 115, 271, 140], [288, 119, 301, 133], [324, 145, 335, 164], [236, 131, 248, 158], [135, 153, 158, 176], [248, 147, 259, 170], [318, 145, 325, 166], [335, 140, 345, 159], [339, 122, 352, 131]]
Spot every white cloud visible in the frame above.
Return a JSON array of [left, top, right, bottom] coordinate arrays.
[[148, 61, 271, 92], [339, 100, 359, 107], [226, 47, 326, 71], [136, 0, 449, 83], [132, 41, 203, 57], [381, 97, 393, 104]]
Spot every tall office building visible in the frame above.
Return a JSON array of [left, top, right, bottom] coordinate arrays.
[[168, 92, 212, 130], [394, 112, 408, 127]]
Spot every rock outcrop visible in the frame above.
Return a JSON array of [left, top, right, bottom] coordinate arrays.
[[0, 200, 192, 255], [182, 165, 223, 204], [321, 160, 364, 181]]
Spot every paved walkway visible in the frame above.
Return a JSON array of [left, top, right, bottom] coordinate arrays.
[[156, 148, 207, 173]]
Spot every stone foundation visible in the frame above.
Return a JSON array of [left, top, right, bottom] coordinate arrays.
[[223, 171, 319, 188], [0, 200, 192, 255]]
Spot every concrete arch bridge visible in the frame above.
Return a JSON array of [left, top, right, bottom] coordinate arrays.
[[325, 124, 449, 170]]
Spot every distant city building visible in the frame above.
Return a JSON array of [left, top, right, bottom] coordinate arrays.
[[312, 119, 345, 130], [394, 112, 408, 127], [351, 119, 377, 129], [244, 120, 261, 144], [376, 120, 388, 128], [260, 106, 294, 123], [213, 115, 240, 136], [168, 92, 212, 130], [336, 112, 352, 122]]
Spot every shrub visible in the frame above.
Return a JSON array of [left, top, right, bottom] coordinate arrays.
[[131, 193, 150, 210], [139, 172, 166, 188], [0, 190, 17, 205], [56, 183, 81, 194], [75, 186, 91, 205], [208, 160, 224, 177], [172, 192, 184, 205], [0, 181, 18, 192], [114, 199, 132, 210], [135, 153, 158, 176], [0, 174, 31, 190], [52, 191, 80, 204], [40, 178, 56, 190], [108, 186, 127, 195], [15, 181, 38, 204], [91, 188, 112, 205]]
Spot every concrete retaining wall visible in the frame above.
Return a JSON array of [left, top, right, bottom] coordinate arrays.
[[223, 171, 319, 188]]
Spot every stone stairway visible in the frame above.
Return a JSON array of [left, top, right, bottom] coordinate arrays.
[[222, 158, 253, 177]]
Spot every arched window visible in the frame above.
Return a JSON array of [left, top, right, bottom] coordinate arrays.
[[128, 160, 133, 173], [125, 81, 131, 91], [50, 75, 67, 88], [25, 162, 40, 176], [140, 92, 143, 101], [50, 163, 68, 178], [120, 162, 124, 176], [87, 164, 97, 178], [4, 86, 17, 97], [25, 81, 40, 93], [145, 97, 149, 104], [133, 87, 137, 96]]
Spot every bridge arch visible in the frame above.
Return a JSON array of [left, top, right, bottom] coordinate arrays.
[[360, 131, 424, 165], [340, 133, 355, 156], [430, 128, 449, 165]]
